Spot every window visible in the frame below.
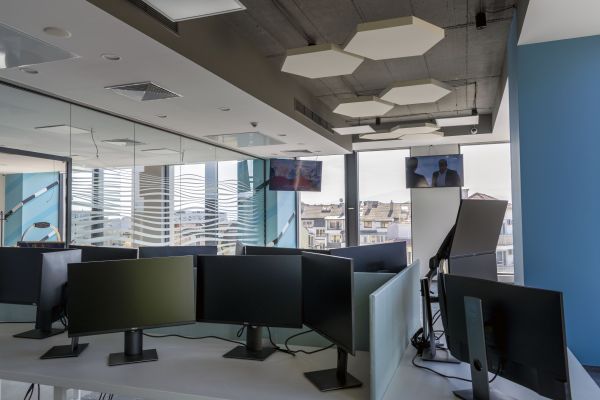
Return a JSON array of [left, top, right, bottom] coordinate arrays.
[[461, 143, 514, 281], [299, 155, 346, 249], [358, 149, 412, 262]]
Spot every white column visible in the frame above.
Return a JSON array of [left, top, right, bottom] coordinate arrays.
[[53, 386, 67, 400]]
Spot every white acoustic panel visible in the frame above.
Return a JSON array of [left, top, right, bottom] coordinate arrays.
[[333, 96, 394, 118], [370, 261, 421, 400], [141, 0, 246, 21], [281, 44, 364, 79], [381, 79, 451, 106], [345, 16, 445, 60]]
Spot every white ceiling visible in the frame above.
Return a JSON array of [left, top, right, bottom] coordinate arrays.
[[519, 0, 600, 45], [0, 0, 348, 159]]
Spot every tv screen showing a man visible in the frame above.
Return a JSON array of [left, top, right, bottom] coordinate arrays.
[[405, 154, 464, 189]]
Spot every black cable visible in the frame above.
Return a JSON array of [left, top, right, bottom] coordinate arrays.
[[412, 353, 502, 383], [37, 384, 40, 400], [235, 325, 246, 338], [23, 384, 34, 400], [143, 333, 245, 347], [283, 329, 335, 355]]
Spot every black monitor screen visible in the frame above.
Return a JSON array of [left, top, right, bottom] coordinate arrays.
[[243, 245, 330, 256], [330, 242, 407, 273], [196, 255, 302, 328], [139, 245, 217, 258], [269, 159, 322, 191], [68, 257, 195, 337], [69, 245, 138, 262], [405, 154, 463, 188], [439, 273, 569, 400], [301, 252, 355, 354], [0, 248, 67, 305]]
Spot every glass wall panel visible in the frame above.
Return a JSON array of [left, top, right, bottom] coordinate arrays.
[[461, 143, 514, 282], [358, 150, 412, 261], [299, 155, 345, 249]]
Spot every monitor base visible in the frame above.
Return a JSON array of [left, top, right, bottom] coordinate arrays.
[[223, 345, 276, 361], [304, 369, 362, 392], [108, 349, 158, 366], [453, 389, 517, 400], [14, 328, 64, 339], [421, 346, 460, 364], [41, 343, 88, 359]]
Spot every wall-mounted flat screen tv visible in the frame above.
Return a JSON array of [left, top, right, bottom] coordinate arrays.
[[269, 159, 322, 192], [405, 154, 464, 188]]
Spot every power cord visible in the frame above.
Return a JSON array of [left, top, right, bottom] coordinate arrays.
[[411, 353, 502, 383], [23, 384, 40, 400], [283, 329, 335, 355], [143, 332, 245, 347], [266, 326, 296, 356]]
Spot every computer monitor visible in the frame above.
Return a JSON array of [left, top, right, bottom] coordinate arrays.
[[68, 245, 138, 262], [196, 255, 302, 361], [138, 245, 218, 259], [17, 241, 66, 249], [0, 248, 81, 339], [67, 256, 195, 366], [330, 242, 407, 273], [242, 245, 330, 256], [301, 252, 362, 391], [439, 273, 570, 400]]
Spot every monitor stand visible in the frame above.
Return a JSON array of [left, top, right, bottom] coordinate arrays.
[[223, 326, 275, 361], [13, 328, 64, 339], [41, 337, 89, 359], [420, 278, 458, 364], [108, 329, 158, 367], [304, 347, 363, 392], [453, 297, 516, 400]]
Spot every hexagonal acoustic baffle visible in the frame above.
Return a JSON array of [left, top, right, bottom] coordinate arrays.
[[381, 79, 452, 105], [333, 125, 375, 135], [344, 16, 445, 60], [281, 43, 364, 79], [389, 122, 440, 135], [333, 96, 394, 118], [359, 131, 403, 140]]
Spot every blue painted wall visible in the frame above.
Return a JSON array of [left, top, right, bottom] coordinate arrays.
[[265, 160, 298, 248], [4, 172, 60, 246], [510, 31, 600, 365]]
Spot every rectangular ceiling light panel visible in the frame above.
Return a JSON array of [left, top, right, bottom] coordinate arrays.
[[106, 82, 181, 102], [0, 23, 77, 69], [36, 125, 91, 135], [205, 132, 283, 148], [435, 115, 480, 127], [141, 0, 246, 22]]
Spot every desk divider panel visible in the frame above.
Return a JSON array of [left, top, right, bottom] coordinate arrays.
[[370, 261, 420, 400]]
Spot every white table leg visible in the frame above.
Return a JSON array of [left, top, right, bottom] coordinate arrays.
[[53, 386, 68, 400]]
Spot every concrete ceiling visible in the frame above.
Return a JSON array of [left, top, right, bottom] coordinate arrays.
[[0, 152, 65, 175], [519, 0, 600, 45], [226, 0, 514, 126]]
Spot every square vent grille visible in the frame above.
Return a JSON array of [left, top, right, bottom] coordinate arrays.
[[106, 82, 181, 101], [282, 149, 313, 154]]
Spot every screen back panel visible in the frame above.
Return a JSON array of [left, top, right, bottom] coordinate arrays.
[[450, 199, 507, 257], [448, 253, 498, 281], [68, 256, 195, 337], [330, 242, 407, 273], [69, 245, 138, 262], [302, 252, 355, 354], [196, 255, 302, 328], [441, 273, 570, 400], [0, 248, 66, 305], [139, 246, 217, 258]]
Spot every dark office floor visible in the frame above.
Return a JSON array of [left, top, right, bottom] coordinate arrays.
[[585, 366, 600, 387]]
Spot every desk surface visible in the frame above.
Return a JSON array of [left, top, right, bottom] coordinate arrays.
[[0, 324, 369, 400], [383, 345, 600, 400]]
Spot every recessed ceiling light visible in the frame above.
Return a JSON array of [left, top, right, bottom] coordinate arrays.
[[101, 53, 121, 61], [19, 67, 39, 74], [140, 148, 180, 155], [333, 96, 394, 118], [281, 43, 364, 79], [102, 138, 145, 147], [43, 26, 72, 38], [435, 114, 480, 127], [35, 124, 90, 134], [344, 16, 445, 60], [140, 0, 246, 22], [333, 125, 375, 135], [218, 107, 231, 112], [380, 79, 452, 106]]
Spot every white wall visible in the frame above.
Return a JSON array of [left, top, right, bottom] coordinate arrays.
[[410, 145, 461, 276]]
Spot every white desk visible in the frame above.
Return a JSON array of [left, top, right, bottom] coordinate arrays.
[[383, 345, 600, 400], [0, 324, 370, 400]]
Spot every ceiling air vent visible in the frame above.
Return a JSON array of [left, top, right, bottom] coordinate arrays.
[[294, 99, 334, 134], [106, 82, 181, 102], [127, 0, 179, 33], [282, 150, 313, 155]]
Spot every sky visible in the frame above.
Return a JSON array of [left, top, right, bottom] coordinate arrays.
[[300, 143, 513, 205]]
